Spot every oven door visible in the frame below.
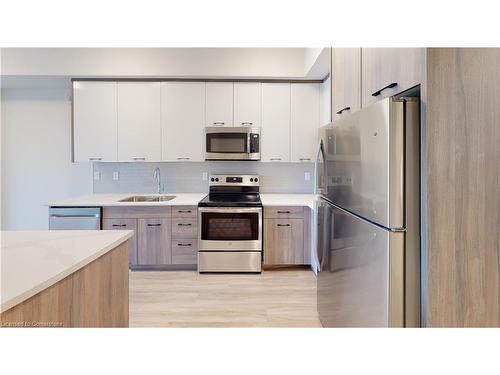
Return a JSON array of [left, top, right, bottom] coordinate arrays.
[[198, 207, 262, 251], [205, 127, 260, 161]]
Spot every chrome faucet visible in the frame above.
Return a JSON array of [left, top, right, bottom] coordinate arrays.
[[153, 167, 163, 194]]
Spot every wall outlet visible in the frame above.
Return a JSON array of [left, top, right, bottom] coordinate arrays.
[[202, 172, 208, 181], [304, 172, 311, 181], [93, 171, 101, 181], [113, 171, 119, 181]]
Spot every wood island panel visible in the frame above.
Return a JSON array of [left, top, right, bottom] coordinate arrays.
[[0, 242, 129, 328]]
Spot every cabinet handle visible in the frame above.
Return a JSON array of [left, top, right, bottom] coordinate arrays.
[[177, 243, 192, 247], [336, 106, 351, 115], [112, 224, 127, 227], [177, 223, 192, 226], [277, 224, 291, 227], [241, 122, 253, 126], [147, 223, 161, 227], [299, 158, 311, 162], [372, 82, 398, 97], [270, 158, 282, 161], [177, 210, 192, 213], [213, 122, 225, 126], [277, 210, 291, 214], [133, 157, 146, 161], [88, 157, 102, 161], [176, 157, 190, 160]]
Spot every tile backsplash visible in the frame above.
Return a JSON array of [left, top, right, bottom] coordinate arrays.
[[92, 162, 315, 194]]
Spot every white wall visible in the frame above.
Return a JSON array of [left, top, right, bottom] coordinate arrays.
[[1, 48, 313, 79], [1, 88, 92, 230]]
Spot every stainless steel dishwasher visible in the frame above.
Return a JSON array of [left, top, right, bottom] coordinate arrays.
[[49, 207, 102, 230]]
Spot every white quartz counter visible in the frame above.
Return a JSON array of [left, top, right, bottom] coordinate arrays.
[[0, 230, 133, 313], [49, 193, 207, 207], [260, 194, 317, 209]]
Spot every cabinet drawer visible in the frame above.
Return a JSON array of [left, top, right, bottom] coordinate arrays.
[[172, 240, 198, 265], [171, 218, 198, 238], [103, 206, 171, 219], [264, 218, 304, 265], [171, 206, 197, 219], [264, 206, 304, 219]]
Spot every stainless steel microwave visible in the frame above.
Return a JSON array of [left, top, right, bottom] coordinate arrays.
[[205, 127, 260, 161]]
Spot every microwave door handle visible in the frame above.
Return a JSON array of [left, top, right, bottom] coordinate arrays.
[[247, 133, 251, 153]]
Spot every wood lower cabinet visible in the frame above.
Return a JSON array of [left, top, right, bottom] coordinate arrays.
[[137, 218, 172, 265], [263, 206, 311, 266], [264, 219, 304, 265], [103, 218, 138, 266], [172, 240, 198, 265], [171, 206, 198, 265]]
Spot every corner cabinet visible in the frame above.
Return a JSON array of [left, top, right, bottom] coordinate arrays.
[[161, 82, 205, 162], [261, 83, 291, 162], [73, 81, 118, 162], [331, 48, 361, 119], [117, 82, 162, 161], [290, 83, 320, 163], [362, 48, 426, 106]]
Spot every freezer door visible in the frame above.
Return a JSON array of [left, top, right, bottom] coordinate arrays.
[[317, 203, 404, 327], [324, 97, 416, 229]]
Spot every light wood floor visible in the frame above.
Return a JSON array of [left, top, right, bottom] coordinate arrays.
[[129, 269, 321, 327]]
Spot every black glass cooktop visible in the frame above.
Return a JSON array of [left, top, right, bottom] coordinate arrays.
[[198, 193, 262, 207]]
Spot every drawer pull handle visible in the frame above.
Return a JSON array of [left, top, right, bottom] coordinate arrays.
[[277, 211, 291, 214], [270, 158, 282, 161], [372, 82, 397, 97], [213, 122, 225, 126], [299, 158, 311, 161], [177, 243, 192, 247], [176, 157, 190, 160], [241, 122, 253, 126], [177, 210, 192, 213], [277, 224, 291, 227], [132, 157, 146, 161], [112, 224, 127, 227], [88, 157, 102, 161], [177, 223, 192, 226], [147, 223, 161, 227], [336, 106, 351, 115]]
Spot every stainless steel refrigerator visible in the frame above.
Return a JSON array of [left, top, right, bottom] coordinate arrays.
[[315, 96, 420, 327]]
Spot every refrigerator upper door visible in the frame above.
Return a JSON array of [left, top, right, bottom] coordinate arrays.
[[324, 97, 406, 229], [317, 202, 404, 327], [314, 134, 327, 196]]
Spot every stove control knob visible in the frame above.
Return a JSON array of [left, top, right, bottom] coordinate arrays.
[[215, 178, 219, 182], [250, 178, 254, 182], [254, 178, 258, 182], [210, 177, 215, 182]]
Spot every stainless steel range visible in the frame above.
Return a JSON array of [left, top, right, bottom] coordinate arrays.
[[198, 175, 262, 273]]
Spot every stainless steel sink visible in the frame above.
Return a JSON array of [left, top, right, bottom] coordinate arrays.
[[118, 195, 176, 202]]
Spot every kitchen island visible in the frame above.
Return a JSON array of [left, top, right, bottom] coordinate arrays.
[[0, 230, 133, 327]]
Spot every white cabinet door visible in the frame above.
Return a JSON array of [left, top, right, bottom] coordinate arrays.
[[117, 82, 161, 161], [205, 82, 233, 127], [290, 83, 320, 163], [73, 81, 117, 162], [261, 83, 291, 163], [161, 82, 205, 162], [233, 82, 261, 127]]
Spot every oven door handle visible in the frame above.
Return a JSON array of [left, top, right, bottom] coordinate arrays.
[[198, 207, 262, 214]]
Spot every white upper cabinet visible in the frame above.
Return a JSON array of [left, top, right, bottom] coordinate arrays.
[[362, 48, 425, 107], [117, 82, 161, 161], [233, 82, 261, 127], [332, 48, 361, 119], [261, 83, 291, 163], [290, 83, 320, 163], [73, 81, 118, 162], [161, 82, 205, 162], [205, 82, 233, 127]]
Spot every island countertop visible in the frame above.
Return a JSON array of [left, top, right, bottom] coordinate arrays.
[[0, 230, 133, 314]]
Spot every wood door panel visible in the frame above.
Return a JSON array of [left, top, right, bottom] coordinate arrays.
[[137, 218, 172, 265], [264, 218, 304, 265]]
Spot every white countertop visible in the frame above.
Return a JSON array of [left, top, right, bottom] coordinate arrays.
[[49, 193, 207, 207], [0, 230, 133, 313], [260, 194, 318, 209], [49, 193, 318, 208]]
